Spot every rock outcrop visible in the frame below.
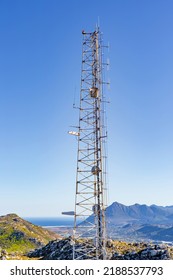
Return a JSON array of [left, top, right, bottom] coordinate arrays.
[[28, 237, 74, 260], [111, 244, 170, 260], [28, 237, 172, 260]]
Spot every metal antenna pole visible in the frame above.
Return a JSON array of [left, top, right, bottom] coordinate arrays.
[[73, 28, 108, 260]]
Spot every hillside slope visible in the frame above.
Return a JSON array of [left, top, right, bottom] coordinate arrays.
[[0, 213, 60, 259]]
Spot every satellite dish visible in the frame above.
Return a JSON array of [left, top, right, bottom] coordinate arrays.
[[91, 166, 100, 175]]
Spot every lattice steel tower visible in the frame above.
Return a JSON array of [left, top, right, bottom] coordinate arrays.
[[72, 28, 108, 260]]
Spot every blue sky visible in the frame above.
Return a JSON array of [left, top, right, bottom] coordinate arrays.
[[0, 0, 173, 217]]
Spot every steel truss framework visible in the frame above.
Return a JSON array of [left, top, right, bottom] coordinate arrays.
[[73, 28, 108, 260]]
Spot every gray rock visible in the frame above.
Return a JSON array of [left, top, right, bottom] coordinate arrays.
[[28, 238, 171, 260], [0, 249, 7, 260]]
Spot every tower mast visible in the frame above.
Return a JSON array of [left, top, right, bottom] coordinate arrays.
[[73, 28, 108, 260]]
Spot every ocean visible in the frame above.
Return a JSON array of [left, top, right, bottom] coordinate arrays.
[[24, 217, 74, 227]]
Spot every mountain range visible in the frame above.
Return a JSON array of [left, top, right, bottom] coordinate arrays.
[[106, 201, 173, 225], [105, 202, 173, 242], [1, 201, 173, 259], [83, 202, 173, 242]]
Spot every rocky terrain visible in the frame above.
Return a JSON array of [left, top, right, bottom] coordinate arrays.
[[0, 213, 60, 259], [28, 236, 173, 260], [1, 204, 173, 260]]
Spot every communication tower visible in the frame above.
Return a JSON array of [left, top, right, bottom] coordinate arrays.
[[72, 28, 109, 260]]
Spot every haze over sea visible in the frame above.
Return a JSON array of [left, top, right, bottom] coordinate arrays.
[[24, 217, 74, 227]]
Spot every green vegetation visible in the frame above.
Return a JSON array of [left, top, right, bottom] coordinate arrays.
[[0, 213, 60, 259]]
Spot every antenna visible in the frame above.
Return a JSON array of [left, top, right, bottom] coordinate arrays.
[[71, 28, 109, 260], [97, 16, 100, 30]]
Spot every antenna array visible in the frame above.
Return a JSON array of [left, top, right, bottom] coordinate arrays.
[[72, 28, 109, 260]]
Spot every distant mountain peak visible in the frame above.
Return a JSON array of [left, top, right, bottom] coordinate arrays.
[[106, 201, 173, 225]]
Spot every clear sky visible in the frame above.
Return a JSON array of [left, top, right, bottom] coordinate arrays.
[[0, 0, 173, 217]]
